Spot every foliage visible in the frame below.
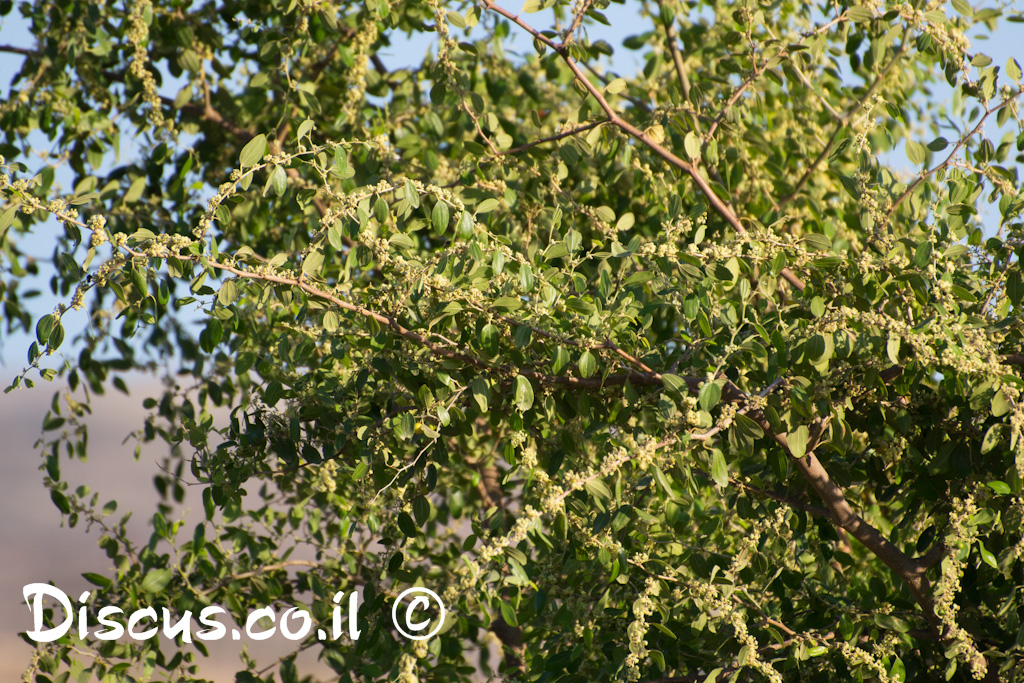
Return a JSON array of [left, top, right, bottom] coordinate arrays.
[[2, 0, 1024, 681]]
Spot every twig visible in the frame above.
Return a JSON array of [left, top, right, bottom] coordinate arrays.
[[657, 4, 690, 103], [478, 0, 807, 292], [197, 560, 318, 597], [884, 94, 1020, 226], [499, 120, 605, 156], [561, 0, 594, 47], [778, 39, 910, 207]]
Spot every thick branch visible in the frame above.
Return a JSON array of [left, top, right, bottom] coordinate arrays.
[[0, 44, 35, 57], [732, 393, 941, 630]]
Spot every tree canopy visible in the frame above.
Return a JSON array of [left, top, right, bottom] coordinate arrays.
[[3, 0, 1024, 681]]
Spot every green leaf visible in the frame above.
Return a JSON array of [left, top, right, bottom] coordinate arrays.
[[810, 296, 825, 318], [578, 350, 597, 378], [544, 243, 569, 260], [476, 198, 499, 214], [1006, 271, 1022, 306], [493, 296, 523, 311], [993, 389, 1011, 417], [124, 176, 147, 203], [499, 600, 519, 626], [141, 569, 173, 594], [552, 346, 570, 374], [512, 325, 531, 349], [1008, 58, 1023, 81], [413, 495, 430, 526], [447, 10, 466, 28], [812, 256, 842, 269], [951, 0, 973, 17], [519, 264, 535, 292], [684, 131, 700, 160], [987, 481, 1011, 495], [887, 334, 901, 364], [0, 204, 18, 234], [404, 178, 420, 208], [472, 377, 491, 413], [217, 279, 237, 306], [83, 572, 112, 588], [906, 140, 926, 165], [394, 412, 415, 441], [480, 323, 499, 356], [36, 314, 55, 345], [661, 373, 689, 397], [271, 165, 287, 196], [981, 424, 1004, 453], [374, 197, 389, 224], [803, 234, 831, 251], [624, 271, 655, 286], [584, 478, 612, 500], [51, 490, 70, 514], [432, 201, 450, 234], [711, 449, 728, 487], [514, 375, 534, 411], [788, 425, 809, 458], [732, 413, 764, 440], [239, 133, 268, 168], [604, 78, 626, 94], [397, 512, 419, 537], [457, 210, 475, 239], [302, 249, 324, 277], [847, 6, 875, 21], [950, 285, 977, 302], [698, 380, 721, 411], [979, 542, 997, 568], [913, 240, 932, 268], [615, 212, 635, 232]]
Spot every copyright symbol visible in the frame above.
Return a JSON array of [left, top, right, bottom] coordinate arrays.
[[391, 587, 446, 640]]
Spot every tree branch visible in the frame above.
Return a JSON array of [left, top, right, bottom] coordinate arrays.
[[498, 120, 605, 156], [777, 39, 910, 208], [884, 93, 1020, 226], [0, 44, 35, 57], [561, 0, 594, 47], [736, 397, 942, 631], [159, 97, 250, 142], [657, 6, 690, 103], [478, 0, 807, 293]]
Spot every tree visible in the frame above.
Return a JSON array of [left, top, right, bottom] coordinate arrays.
[[2, 0, 1024, 680]]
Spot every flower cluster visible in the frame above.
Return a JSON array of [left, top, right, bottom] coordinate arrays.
[[620, 576, 660, 683], [314, 459, 338, 494], [126, 1, 165, 129], [934, 494, 987, 678]]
